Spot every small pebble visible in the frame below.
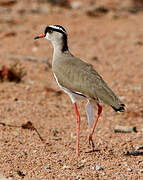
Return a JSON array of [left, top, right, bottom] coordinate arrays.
[[45, 166, 51, 170], [62, 165, 71, 170], [92, 164, 103, 171], [77, 163, 84, 169], [125, 151, 143, 156], [71, 172, 77, 177], [32, 150, 38, 153], [81, 159, 86, 164], [114, 125, 137, 133], [139, 169, 143, 173], [134, 145, 143, 150], [25, 85, 30, 90], [127, 168, 132, 172]]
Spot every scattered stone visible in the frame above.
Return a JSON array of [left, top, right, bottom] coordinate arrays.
[[50, 128, 59, 136], [134, 145, 143, 150], [139, 169, 143, 173], [4, 31, 17, 37], [25, 85, 30, 90], [16, 170, 25, 178], [77, 163, 84, 169], [92, 164, 104, 171], [81, 159, 86, 164], [53, 137, 62, 141], [62, 165, 71, 169], [71, 172, 77, 177], [125, 151, 143, 156], [45, 166, 51, 170], [32, 150, 38, 153], [115, 172, 120, 175], [114, 125, 137, 133], [127, 168, 132, 172]]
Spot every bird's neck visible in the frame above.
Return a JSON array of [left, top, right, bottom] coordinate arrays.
[[52, 36, 69, 55]]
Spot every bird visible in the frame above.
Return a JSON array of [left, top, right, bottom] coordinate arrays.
[[34, 25, 125, 156]]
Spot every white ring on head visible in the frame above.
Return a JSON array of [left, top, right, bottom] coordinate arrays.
[[49, 25, 67, 34]]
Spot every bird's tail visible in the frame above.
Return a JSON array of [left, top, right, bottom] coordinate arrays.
[[111, 103, 125, 112]]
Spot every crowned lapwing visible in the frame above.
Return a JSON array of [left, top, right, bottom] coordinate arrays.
[[34, 25, 125, 156]]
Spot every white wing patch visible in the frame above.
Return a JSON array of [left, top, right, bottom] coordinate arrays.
[[85, 100, 95, 128], [49, 25, 67, 34]]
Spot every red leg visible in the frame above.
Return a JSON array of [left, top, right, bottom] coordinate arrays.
[[89, 102, 102, 151], [74, 103, 80, 156]]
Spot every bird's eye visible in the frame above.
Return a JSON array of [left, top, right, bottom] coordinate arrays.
[[48, 29, 53, 33]]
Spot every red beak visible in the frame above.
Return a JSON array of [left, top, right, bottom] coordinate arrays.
[[34, 33, 45, 40]]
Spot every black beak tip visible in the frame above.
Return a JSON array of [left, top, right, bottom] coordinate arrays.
[[34, 36, 40, 40]]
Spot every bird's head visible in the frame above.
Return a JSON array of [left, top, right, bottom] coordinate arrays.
[[34, 25, 68, 52]]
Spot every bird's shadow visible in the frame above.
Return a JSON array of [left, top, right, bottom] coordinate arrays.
[[85, 149, 100, 154]]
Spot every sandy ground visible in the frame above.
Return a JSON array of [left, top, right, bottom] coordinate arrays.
[[0, 0, 143, 179]]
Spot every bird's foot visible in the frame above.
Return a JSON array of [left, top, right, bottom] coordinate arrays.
[[89, 135, 95, 152]]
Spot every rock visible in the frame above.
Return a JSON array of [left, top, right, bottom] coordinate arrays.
[[71, 172, 77, 177], [77, 163, 84, 169], [139, 169, 143, 173], [51, 128, 59, 136], [62, 165, 71, 169], [4, 31, 17, 37], [16, 170, 25, 178], [45, 166, 51, 170], [92, 164, 104, 171], [125, 151, 143, 156], [134, 145, 143, 150], [32, 150, 38, 153], [127, 168, 132, 172], [91, 56, 100, 62], [114, 125, 137, 133]]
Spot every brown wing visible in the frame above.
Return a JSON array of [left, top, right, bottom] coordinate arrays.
[[53, 54, 123, 109]]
